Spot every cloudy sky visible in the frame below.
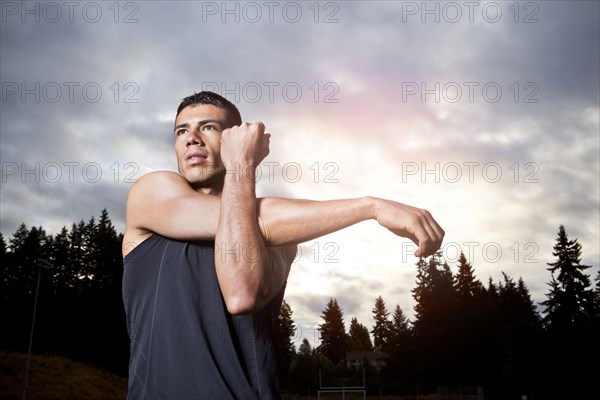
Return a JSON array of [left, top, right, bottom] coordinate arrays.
[[1, 0, 599, 346]]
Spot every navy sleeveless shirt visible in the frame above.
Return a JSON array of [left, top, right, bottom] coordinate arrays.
[[122, 234, 283, 399]]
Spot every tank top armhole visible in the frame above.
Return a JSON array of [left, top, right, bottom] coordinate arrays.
[[123, 234, 160, 263]]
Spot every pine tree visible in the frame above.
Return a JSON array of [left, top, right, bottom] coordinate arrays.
[[594, 269, 600, 319], [477, 277, 503, 384], [386, 304, 412, 370], [454, 251, 483, 305], [378, 304, 413, 393], [451, 251, 487, 381], [412, 251, 455, 336], [389, 304, 411, 352], [6, 224, 32, 295], [540, 226, 597, 391], [68, 220, 86, 292], [319, 298, 347, 365], [298, 338, 312, 357], [0, 232, 6, 260], [0, 232, 9, 299], [81, 216, 98, 291], [411, 251, 456, 386], [273, 299, 296, 385], [92, 209, 123, 292], [412, 256, 430, 326], [290, 338, 318, 394], [497, 273, 543, 386], [347, 317, 372, 352], [593, 270, 600, 354], [541, 225, 595, 330], [371, 296, 393, 352], [7, 224, 50, 296], [49, 226, 73, 293]]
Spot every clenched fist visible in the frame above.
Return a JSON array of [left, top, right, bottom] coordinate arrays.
[[220, 122, 271, 169]]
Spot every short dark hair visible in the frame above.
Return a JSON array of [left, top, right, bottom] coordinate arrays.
[[176, 91, 242, 128]]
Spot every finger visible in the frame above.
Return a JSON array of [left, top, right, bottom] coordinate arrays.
[[431, 220, 445, 250], [424, 213, 444, 252], [422, 218, 444, 257], [415, 238, 432, 258], [417, 212, 437, 256], [408, 221, 432, 258]]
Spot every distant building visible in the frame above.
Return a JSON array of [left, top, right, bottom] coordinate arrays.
[[345, 351, 389, 368]]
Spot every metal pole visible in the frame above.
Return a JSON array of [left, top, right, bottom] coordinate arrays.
[[22, 259, 48, 400]]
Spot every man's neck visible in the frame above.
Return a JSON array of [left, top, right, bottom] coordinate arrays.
[[193, 180, 223, 196]]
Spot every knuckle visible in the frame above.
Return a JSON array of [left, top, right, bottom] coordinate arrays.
[[409, 214, 420, 225]]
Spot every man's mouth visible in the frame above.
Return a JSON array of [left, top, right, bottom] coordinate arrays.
[[186, 153, 208, 164]]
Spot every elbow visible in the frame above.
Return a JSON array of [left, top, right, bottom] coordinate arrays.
[[224, 294, 265, 315], [223, 283, 272, 315]]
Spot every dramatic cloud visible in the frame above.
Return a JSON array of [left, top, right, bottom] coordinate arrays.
[[1, 1, 598, 346]]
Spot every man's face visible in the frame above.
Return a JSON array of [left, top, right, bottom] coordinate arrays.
[[174, 104, 229, 191]]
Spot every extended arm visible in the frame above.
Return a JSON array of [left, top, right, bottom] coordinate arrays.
[[124, 173, 444, 257], [256, 196, 443, 257]]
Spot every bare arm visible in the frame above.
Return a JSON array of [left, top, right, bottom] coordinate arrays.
[[214, 122, 283, 314], [124, 173, 443, 258], [124, 170, 220, 244]]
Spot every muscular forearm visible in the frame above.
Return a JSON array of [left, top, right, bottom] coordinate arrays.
[[215, 169, 288, 315], [258, 195, 443, 258], [257, 196, 376, 245]]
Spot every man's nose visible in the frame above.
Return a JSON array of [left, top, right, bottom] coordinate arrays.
[[186, 128, 204, 146]]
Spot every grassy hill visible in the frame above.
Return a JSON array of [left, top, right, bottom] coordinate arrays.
[[0, 350, 127, 400]]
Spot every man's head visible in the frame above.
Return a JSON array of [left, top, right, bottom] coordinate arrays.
[[176, 91, 242, 129], [174, 91, 242, 193]]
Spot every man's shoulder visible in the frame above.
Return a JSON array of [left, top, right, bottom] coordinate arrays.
[[128, 171, 189, 198], [123, 171, 191, 256], [136, 170, 186, 186]]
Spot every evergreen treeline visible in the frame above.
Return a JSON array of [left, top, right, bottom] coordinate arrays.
[[0, 209, 129, 376], [278, 226, 600, 397], [1, 212, 599, 397]]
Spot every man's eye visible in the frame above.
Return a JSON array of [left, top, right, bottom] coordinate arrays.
[[176, 129, 187, 136], [202, 125, 215, 131]]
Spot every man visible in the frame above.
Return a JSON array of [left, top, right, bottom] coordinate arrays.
[[122, 91, 444, 399]]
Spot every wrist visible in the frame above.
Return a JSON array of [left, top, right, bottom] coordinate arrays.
[[222, 160, 259, 186], [360, 196, 379, 221]]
